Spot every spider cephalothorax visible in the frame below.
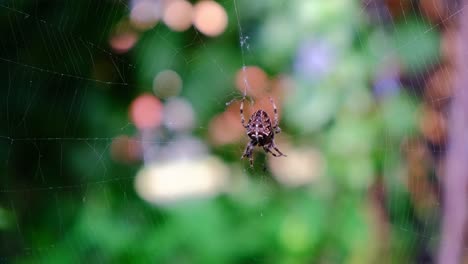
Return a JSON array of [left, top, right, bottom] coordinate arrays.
[[240, 97, 286, 167]]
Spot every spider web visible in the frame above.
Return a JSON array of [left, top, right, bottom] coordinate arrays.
[[0, 0, 461, 262]]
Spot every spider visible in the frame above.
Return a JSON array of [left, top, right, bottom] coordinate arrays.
[[240, 96, 286, 167]]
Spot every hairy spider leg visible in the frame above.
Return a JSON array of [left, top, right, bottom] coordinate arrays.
[[242, 141, 255, 167], [271, 142, 287, 157], [240, 97, 248, 128], [269, 97, 281, 133], [263, 146, 281, 157]]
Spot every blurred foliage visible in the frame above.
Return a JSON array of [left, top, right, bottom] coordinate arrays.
[[0, 0, 443, 263]]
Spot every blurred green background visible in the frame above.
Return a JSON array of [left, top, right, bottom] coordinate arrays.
[[0, 0, 450, 263]]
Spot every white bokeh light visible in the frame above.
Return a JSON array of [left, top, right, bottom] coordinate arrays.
[[135, 157, 229, 205]]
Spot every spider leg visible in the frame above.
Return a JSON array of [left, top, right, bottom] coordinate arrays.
[[241, 141, 255, 167], [272, 146, 287, 157], [240, 97, 248, 128], [269, 97, 281, 134], [270, 141, 287, 157], [263, 146, 281, 157]]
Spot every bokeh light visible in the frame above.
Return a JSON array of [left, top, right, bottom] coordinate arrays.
[[441, 29, 457, 63], [163, 0, 193, 32], [156, 136, 208, 162], [424, 67, 453, 110], [403, 139, 438, 213], [270, 75, 292, 97], [193, 1, 228, 37], [110, 20, 139, 53], [110, 32, 138, 53], [110, 135, 142, 163], [373, 68, 400, 99], [5, 0, 459, 262], [153, 69, 183, 98], [163, 97, 195, 132], [209, 110, 244, 146], [253, 96, 284, 121], [235, 66, 269, 98], [130, 93, 163, 129], [135, 157, 229, 205], [269, 146, 325, 187], [419, 0, 447, 23], [419, 105, 447, 145], [130, 1, 160, 30], [294, 39, 337, 80], [384, 0, 410, 18]]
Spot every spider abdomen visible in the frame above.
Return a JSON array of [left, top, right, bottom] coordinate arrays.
[[247, 110, 273, 146]]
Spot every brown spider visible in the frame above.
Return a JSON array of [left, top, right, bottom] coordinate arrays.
[[240, 96, 286, 167]]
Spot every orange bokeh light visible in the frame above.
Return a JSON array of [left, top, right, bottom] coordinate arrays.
[[419, 0, 447, 23], [419, 105, 447, 145], [193, 1, 228, 37], [130, 93, 163, 130], [163, 0, 193, 32], [235, 66, 269, 98], [111, 135, 142, 163], [209, 101, 244, 146], [250, 96, 283, 122]]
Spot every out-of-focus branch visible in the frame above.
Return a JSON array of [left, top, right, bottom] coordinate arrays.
[[438, 1, 468, 263]]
